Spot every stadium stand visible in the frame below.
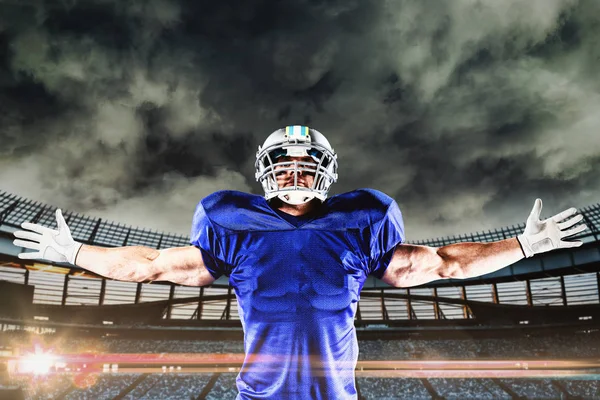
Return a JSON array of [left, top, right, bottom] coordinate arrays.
[[1, 190, 599, 399]]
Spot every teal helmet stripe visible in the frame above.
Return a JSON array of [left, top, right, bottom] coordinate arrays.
[[285, 125, 310, 138]]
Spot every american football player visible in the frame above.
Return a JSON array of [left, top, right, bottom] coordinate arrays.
[[13, 125, 587, 399]]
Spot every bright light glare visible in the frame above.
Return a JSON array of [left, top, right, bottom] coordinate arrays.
[[18, 353, 58, 375]]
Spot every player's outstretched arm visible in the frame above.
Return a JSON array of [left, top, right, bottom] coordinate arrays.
[[381, 199, 587, 288], [75, 244, 215, 286], [13, 209, 215, 287]]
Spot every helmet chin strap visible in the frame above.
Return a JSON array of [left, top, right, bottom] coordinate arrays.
[[277, 190, 316, 205]]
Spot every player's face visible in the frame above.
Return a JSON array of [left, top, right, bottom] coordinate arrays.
[[274, 156, 316, 189]]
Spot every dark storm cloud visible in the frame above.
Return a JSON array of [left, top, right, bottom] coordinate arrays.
[[0, 0, 598, 239]]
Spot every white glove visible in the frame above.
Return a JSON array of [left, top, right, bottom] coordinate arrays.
[[12, 209, 82, 264], [517, 199, 587, 258]]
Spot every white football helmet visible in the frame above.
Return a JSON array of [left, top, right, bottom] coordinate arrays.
[[255, 125, 338, 205]]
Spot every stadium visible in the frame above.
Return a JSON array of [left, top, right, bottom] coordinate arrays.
[[0, 189, 599, 400]]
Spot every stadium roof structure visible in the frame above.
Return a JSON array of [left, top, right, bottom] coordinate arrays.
[[0, 190, 599, 330], [1, 189, 598, 253]]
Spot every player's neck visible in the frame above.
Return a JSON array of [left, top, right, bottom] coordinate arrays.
[[273, 198, 320, 217]]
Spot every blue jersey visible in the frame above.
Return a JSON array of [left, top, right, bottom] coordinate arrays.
[[190, 189, 405, 399]]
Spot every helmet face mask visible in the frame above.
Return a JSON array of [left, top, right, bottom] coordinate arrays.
[[255, 126, 338, 205]]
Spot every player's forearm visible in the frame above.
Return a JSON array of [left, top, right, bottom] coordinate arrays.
[[75, 244, 160, 282], [439, 238, 524, 279]]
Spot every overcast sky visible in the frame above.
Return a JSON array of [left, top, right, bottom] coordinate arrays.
[[0, 0, 598, 240]]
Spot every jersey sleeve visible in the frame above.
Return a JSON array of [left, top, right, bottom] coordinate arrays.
[[369, 200, 405, 279], [190, 200, 230, 279]]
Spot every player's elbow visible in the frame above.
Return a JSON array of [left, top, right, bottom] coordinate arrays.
[[124, 260, 157, 282], [437, 251, 464, 280], [120, 247, 162, 282]]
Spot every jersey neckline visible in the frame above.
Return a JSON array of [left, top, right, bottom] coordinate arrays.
[[263, 198, 328, 228]]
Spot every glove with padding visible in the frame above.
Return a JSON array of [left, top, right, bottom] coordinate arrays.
[[12, 209, 82, 264], [517, 199, 587, 258]]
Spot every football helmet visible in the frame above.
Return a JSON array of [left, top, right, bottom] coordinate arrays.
[[255, 125, 338, 205]]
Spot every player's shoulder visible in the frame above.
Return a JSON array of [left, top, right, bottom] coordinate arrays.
[[321, 189, 399, 229], [327, 188, 397, 212], [200, 190, 260, 211], [194, 190, 274, 231]]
